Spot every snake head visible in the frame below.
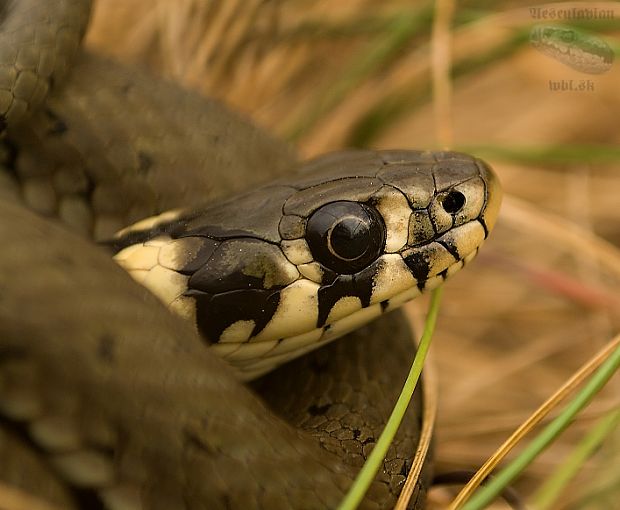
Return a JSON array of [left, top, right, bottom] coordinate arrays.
[[112, 150, 501, 379]]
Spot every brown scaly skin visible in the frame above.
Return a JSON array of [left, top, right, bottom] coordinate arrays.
[[0, 1, 431, 509], [0, 200, 429, 509]]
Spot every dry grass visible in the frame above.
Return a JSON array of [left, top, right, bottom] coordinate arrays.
[[87, 1, 620, 508]]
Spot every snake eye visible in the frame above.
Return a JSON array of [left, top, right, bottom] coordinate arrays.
[[305, 201, 385, 274], [440, 190, 466, 214]]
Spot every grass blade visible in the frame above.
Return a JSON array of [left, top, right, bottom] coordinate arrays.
[[337, 286, 444, 510]]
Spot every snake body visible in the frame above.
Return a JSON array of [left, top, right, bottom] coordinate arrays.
[[0, 1, 501, 509]]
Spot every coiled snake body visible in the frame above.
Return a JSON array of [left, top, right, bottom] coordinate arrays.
[[0, 1, 501, 509]]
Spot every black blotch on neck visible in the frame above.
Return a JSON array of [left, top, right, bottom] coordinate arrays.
[[192, 289, 281, 342]]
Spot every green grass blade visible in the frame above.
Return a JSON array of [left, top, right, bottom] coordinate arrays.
[[461, 341, 620, 510], [571, 459, 620, 509], [532, 407, 620, 510], [348, 30, 528, 148], [285, 4, 433, 141], [337, 286, 444, 510]]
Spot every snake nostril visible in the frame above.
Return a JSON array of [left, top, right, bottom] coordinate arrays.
[[440, 191, 466, 214]]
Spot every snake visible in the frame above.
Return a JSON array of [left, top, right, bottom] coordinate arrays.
[[0, 1, 502, 509], [529, 24, 614, 75]]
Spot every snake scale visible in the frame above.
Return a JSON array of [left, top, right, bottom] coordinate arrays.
[[0, 1, 501, 509]]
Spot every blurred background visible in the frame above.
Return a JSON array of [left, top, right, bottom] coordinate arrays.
[[85, 1, 620, 508]]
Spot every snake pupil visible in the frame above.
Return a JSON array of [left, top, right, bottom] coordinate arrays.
[[328, 216, 369, 261], [306, 201, 385, 274], [440, 191, 466, 214]]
